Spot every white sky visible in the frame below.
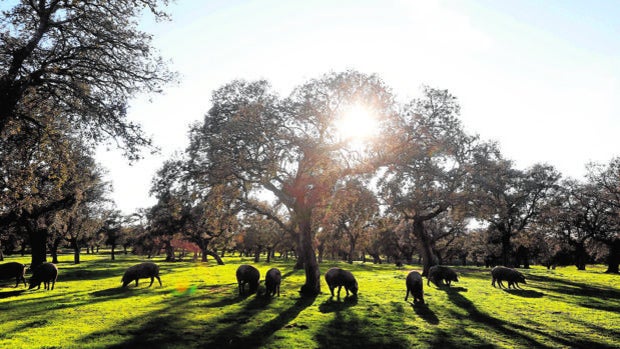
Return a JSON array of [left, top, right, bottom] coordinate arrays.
[[95, 0, 620, 214]]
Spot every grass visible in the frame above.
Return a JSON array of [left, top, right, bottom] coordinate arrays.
[[0, 253, 618, 348]]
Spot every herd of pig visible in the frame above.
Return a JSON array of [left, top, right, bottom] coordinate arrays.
[[0, 261, 527, 303]]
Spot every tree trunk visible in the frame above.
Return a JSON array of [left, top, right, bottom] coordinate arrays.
[[500, 230, 512, 267], [605, 238, 620, 274], [254, 248, 261, 263], [111, 244, 116, 261], [515, 245, 529, 268], [347, 237, 356, 264], [369, 252, 381, 264], [197, 238, 214, 263], [29, 228, 47, 269], [50, 236, 61, 264], [164, 240, 174, 261], [266, 248, 273, 263], [0, 241, 3, 261], [72, 239, 81, 264], [293, 245, 304, 270], [574, 242, 587, 270], [412, 219, 436, 276], [298, 213, 320, 296], [206, 250, 224, 265]]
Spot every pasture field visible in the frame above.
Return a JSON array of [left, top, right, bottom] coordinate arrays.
[[0, 253, 618, 348]]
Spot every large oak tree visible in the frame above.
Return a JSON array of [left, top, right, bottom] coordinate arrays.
[[189, 71, 395, 296], [0, 0, 174, 266]]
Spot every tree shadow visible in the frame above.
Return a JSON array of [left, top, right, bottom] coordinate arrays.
[[411, 302, 439, 325], [0, 290, 26, 299], [89, 287, 134, 299], [528, 274, 620, 299], [60, 267, 127, 282], [528, 274, 620, 312], [280, 269, 297, 280], [503, 289, 544, 298], [0, 282, 27, 289], [203, 296, 244, 309], [315, 305, 410, 349], [318, 296, 358, 313], [82, 288, 317, 349], [443, 287, 554, 348], [217, 295, 317, 348]]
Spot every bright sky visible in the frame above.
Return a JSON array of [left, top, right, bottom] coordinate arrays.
[[95, 0, 620, 214]]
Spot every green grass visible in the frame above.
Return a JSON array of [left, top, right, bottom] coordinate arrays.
[[0, 254, 618, 348]]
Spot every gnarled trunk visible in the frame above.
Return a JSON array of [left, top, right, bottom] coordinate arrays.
[[574, 242, 588, 271], [412, 220, 437, 276], [206, 250, 224, 265], [29, 227, 47, 269], [298, 212, 320, 296], [70, 239, 81, 264], [500, 230, 512, 267], [347, 236, 357, 264], [605, 238, 620, 274], [253, 247, 261, 263]]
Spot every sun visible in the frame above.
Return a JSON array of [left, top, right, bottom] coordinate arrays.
[[334, 104, 379, 143]]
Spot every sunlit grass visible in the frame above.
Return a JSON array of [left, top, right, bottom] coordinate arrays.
[[0, 253, 618, 348]]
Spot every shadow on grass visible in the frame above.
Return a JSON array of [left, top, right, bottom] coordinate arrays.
[[222, 295, 317, 348], [442, 287, 554, 349], [318, 296, 358, 313], [315, 302, 410, 349], [412, 302, 439, 325], [90, 287, 134, 299], [203, 296, 244, 308], [80, 292, 317, 349], [528, 274, 620, 299], [280, 269, 298, 280], [0, 290, 26, 299], [503, 289, 544, 298], [528, 274, 620, 312], [0, 282, 27, 289]]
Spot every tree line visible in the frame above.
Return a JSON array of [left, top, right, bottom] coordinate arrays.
[[0, 1, 617, 299], [141, 74, 619, 297]]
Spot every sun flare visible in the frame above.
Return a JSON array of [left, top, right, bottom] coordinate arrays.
[[334, 104, 379, 143]]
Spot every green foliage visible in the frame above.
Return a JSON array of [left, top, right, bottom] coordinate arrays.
[[0, 255, 618, 348]]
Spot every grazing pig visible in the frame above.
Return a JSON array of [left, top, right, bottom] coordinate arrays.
[[324, 267, 358, 298], [491, 266, 526, 289], [236, 264, 260, 296], [405, 271, 424, 304], [121, 262, 162, 288], [427, 265, 459, 287], [264, 268, 281, 297], [28, 263, 58, 290], [0, 262, 27, 288]]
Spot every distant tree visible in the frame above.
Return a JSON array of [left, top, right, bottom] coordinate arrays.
[[364, 216, 400, 264], [50, 157, 110, 264], [186, 183, 240, 265], [425, 212, 467, 265], [471, 147, 561, 267], [101, 210, 124, 261], [147, 158, 191, 261], [321, 179, 379, 264], [378, 87, 481, 275], [584, 159, 620, 273], [240, 210, 287, 263]]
